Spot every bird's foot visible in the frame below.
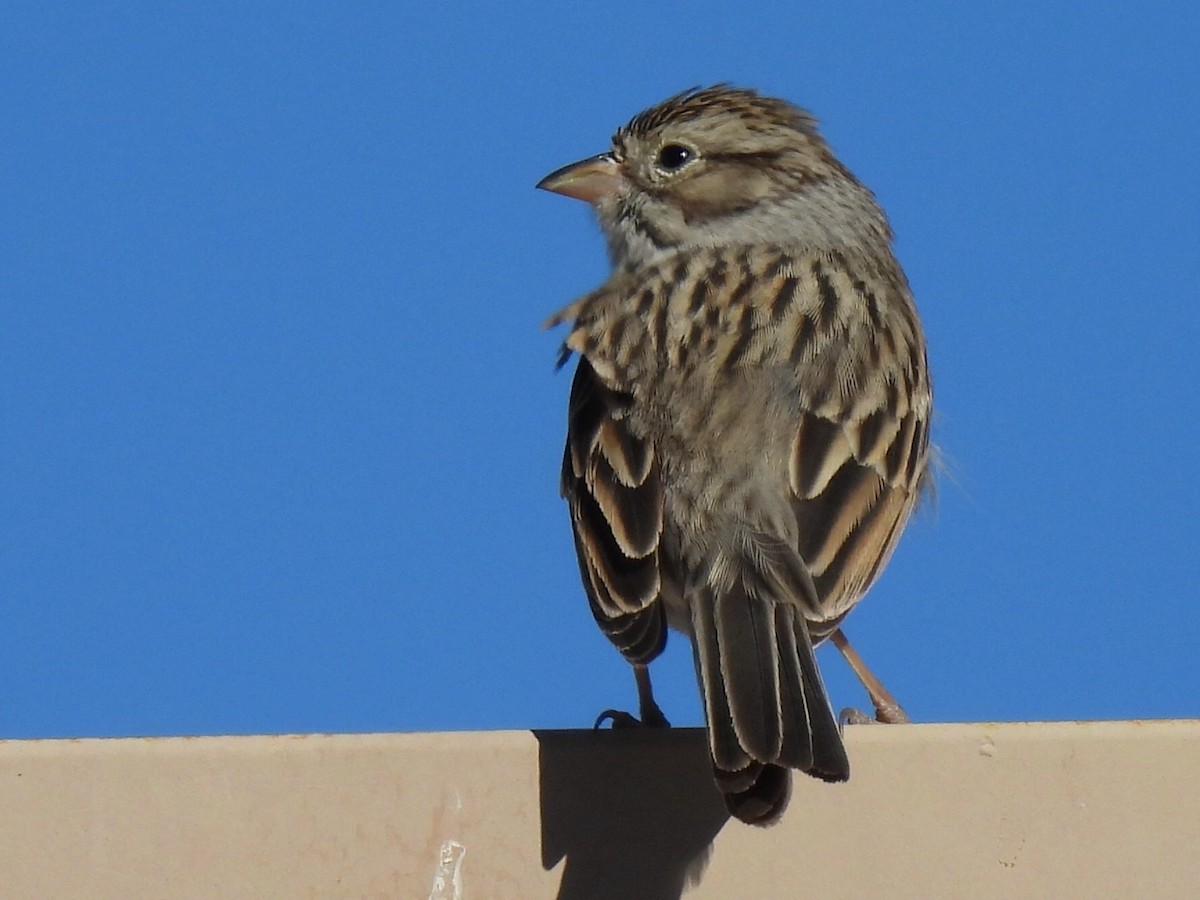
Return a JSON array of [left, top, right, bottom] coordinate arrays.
[[838, 702, 911, 727], [593, 663, 671, 729], [593, 705, 671, 730], [830, 629, 910, 727]]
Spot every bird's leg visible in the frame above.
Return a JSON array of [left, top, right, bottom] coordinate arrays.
[[830, 628, 910, 725], [634, 663, 671, 727], [594, 663, 671, 729]]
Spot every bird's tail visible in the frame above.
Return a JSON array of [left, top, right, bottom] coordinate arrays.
[[691, 575, 849, 825]]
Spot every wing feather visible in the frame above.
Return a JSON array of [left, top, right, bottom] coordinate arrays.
[[561, 357, 667, 664]]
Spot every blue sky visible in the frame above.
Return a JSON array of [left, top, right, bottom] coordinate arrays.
[[3, 2, 1198, 740]]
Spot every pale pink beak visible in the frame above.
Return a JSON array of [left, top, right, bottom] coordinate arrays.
[[537, 153, 624, 203]]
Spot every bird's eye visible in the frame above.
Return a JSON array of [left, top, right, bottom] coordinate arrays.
[[655, 143, 694, 172]]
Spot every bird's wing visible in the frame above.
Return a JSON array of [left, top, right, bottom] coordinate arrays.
[[773, 248, 933, 620], [559, 355, 666, 664]]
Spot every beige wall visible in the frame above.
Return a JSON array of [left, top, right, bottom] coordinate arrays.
[[1, 721, 1197, 898]]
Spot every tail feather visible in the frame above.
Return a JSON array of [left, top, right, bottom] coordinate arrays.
[[692, 570, 849, 825], [690, 593, 751, 775], [714, 583, 783, 762], [718, 762, 792, 826], [786, 605, 850, 781], [774, 603, 817, 772]]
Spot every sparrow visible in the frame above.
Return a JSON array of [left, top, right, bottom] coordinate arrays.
[[539, 86, 932, 825]]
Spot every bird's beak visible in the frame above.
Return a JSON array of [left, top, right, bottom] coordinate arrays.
[[536, 153, 624, 204]]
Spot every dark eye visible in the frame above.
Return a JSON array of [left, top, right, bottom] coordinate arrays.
[[655, 143, 693, 172]]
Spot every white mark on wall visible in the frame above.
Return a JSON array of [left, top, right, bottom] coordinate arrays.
[[427, 839, 466, 900]]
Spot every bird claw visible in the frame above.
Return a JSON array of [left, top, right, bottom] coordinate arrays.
[[873, 701, 911, 725], [839, 706, 875, 727], [838, 703, 911, 728], [593, 707, 671, 730]]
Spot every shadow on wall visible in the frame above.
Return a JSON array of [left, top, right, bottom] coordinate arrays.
[[535, 727, 729, 900]]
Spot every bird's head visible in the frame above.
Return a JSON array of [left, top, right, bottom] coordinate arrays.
[[537, 85, 891, 267]]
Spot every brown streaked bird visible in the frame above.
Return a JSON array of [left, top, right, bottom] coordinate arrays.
[[539, 86, 932, 825]]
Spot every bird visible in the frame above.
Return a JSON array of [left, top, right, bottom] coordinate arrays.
[[538, 86, 932, 825]]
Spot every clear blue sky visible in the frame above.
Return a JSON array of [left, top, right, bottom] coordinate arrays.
[[3, 2, 1198, 740]]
